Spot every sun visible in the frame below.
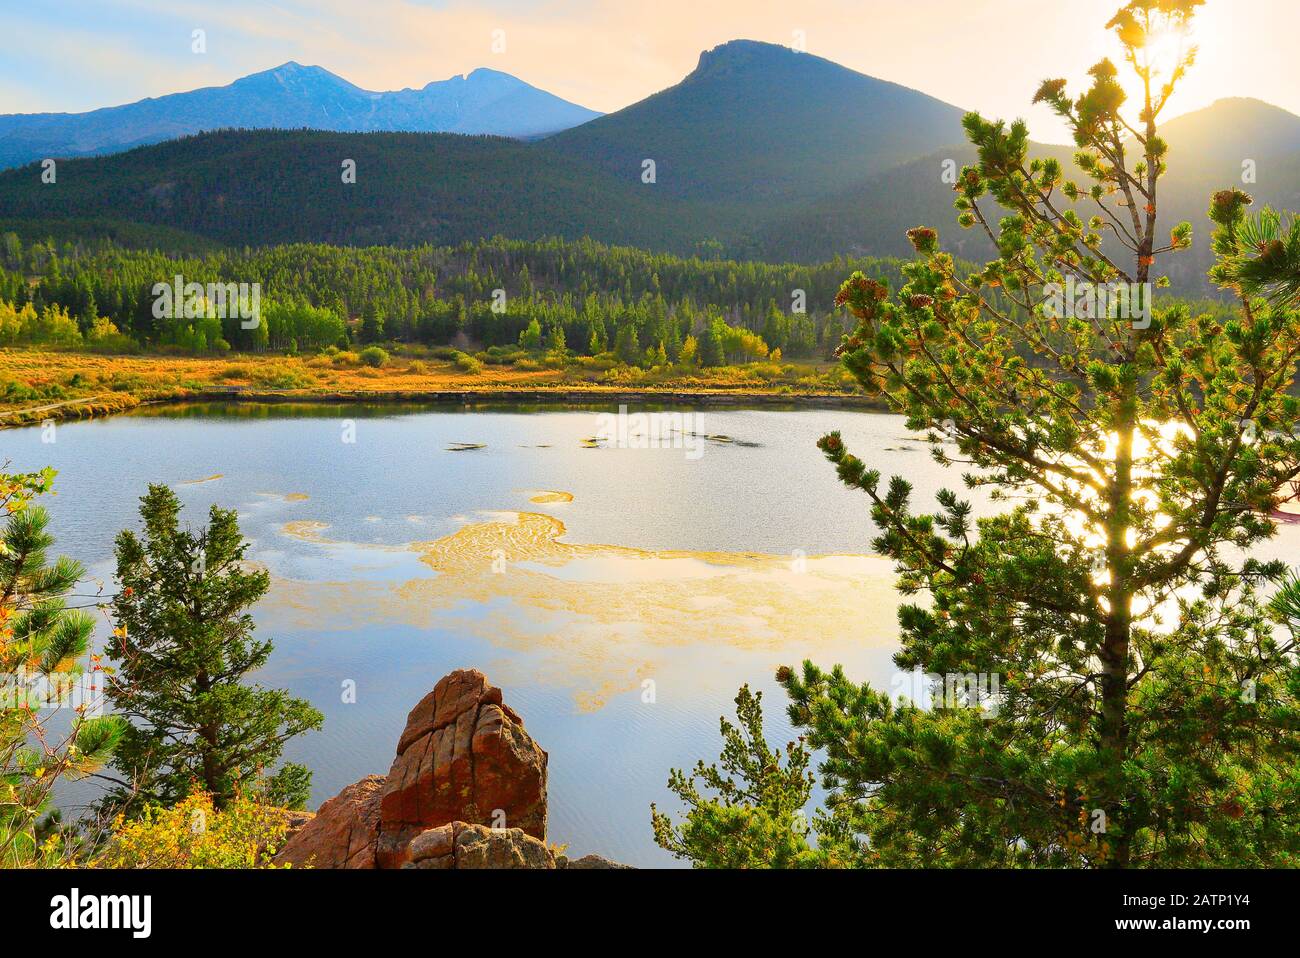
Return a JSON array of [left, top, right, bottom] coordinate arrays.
[[1112, 1, 1238, 121], [1140, 23, 1192, 81], [1119, 18, 1195, 113]]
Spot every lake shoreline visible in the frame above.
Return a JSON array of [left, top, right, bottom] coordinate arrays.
[[167, 385, 883, 410], [2, 384, 886, 428], [0, 348, 882, 429]]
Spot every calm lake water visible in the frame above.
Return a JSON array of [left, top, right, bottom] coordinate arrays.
[[7, 401, 1298, 865]]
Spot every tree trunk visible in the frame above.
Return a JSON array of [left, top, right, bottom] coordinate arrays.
[[195, 668, 224, 808], [1101, 412, 1136, 868]]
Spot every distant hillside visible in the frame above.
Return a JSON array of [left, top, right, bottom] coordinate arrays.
[[0, 62, 601, 169], [0, 40, 971, 256], [0, 129, 705, 252], [750, 97, 1300, 293], [1, 38, 1296, 300], [544, 39, 968, 203]]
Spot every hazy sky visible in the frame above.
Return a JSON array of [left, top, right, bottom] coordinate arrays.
[[1, 0, 1291, 142]]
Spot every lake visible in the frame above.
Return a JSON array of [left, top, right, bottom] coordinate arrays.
[[8, 401, 1298, 865]]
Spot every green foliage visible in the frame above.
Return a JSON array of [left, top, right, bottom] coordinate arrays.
[[262, 300, 345, 351], [1210, 200, 1300, 309], [698, 323, 725, 367], [784, 0, 1300, 868], [714, 319, 769, 363], [360, 301, 385, 343], [105, 485, 322, 814], [358, 345, 389, 368], [612, 323, 641, 366], [518, 317, 543, 351], [0, 234, 889, 361], [651, 685, 829, 868], [452, 351, 482, 375], [0, 469, 125, 865], [0, 301, 91, 346], [545, 320, 567, 356]]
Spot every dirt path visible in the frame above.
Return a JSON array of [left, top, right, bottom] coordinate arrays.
[[0, 393, 118, 423]]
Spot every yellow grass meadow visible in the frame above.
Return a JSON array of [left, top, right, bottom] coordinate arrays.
[[0, 347, 865, 428]]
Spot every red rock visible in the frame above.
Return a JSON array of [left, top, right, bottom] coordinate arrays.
[[278, 670, 556, 868], [273, 775, 385, 869], [377, 669, 547, 866]]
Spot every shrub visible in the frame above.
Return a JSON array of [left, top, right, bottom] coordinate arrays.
[[359, 346, 389, 368], [91, 792, 297, 869], [453, 352, 482, 375], [481, 345, 526, 365], [250, 364, 314, 389]]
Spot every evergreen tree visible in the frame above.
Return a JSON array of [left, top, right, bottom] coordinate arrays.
[[762, 300, 788, 353], [614, 323, 642, 366], [545, 321, 566, 356], [699, 323, 725, 367], [1211, 203, 1300, 307], [519, 317, 543, 351], [106, 486, 322, 813], [779, 0, 1300, 867], [0, 468, 124, 865], [360, 301, 385, 343], [651, 686, 823, 868]]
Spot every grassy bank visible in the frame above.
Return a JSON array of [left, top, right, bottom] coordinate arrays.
[[0, 348, 874, 428]]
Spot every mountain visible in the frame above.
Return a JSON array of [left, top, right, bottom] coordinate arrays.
[[545, 39, 967, 203], [0, 62, 601, 169], [1158, 97, 1300, 171], [749, 97, 1300, 289], [0, 39, 969, 254], [1, 40, 1296, 297]]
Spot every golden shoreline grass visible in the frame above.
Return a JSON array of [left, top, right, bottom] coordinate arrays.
[[0, 348, 873, 427]]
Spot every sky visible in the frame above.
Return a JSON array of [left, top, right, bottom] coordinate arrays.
[[0, 0, 1292, 143]]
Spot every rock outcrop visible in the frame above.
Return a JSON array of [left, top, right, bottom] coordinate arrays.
[[275, 775, 385, 869], [557, 853, 635, 870], [377, 669, 547, 866], [405, 822, 556, 870], [276, 668, 574, 869]]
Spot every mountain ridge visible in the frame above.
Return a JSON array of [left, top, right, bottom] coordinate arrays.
[[1, 41, 1297, 295], [0, 62, 602, 169], [545, 39, 969, 202]]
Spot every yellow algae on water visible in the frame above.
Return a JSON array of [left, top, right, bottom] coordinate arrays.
[[180, 474, 223, 485], [257, 491, 310, 502], [281, 520, 332, 543], [265, 499, 898, 712], [526, 490, 574, 504]]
